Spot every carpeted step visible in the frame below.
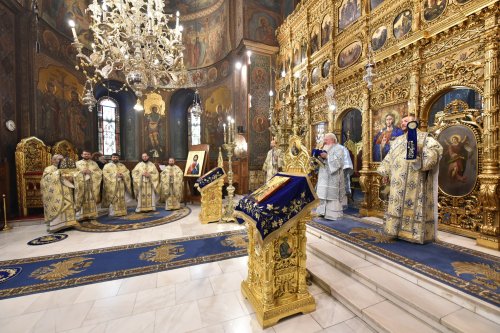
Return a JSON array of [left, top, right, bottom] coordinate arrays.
[[306, 229, 500, 333]]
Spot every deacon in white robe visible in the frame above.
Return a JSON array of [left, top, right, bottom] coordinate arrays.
[[315, 133, 346, 220]]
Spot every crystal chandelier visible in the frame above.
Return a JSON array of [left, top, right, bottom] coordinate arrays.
[[68, 0, 186, 111], [363, 45, 376, 90]]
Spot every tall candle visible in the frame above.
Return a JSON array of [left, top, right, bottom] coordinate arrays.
[[223, 123, 227, 144]]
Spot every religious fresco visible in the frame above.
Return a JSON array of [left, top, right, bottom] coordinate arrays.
[[143, 93, 166, 157], [41, 0, 91, 43], [321, 15, 332, 46], [338, 0, 361, 31], [371, 26, 387, 51], [423, 0, 447, 22], [36, 65, 92, 150], [202, 85, 232, 151], [371, 102, 407, 162], [251, 0, 281, 11], [393, 10, 412, 39], [182, 2, 230, 68], [247, 12, 279, 45], [437, 125, 478, 197], [166, 0, 220, 15], [249, 53, 271, 168], [338, 41, 362, 69], [371, 0, 385, 10], [207, 67, 218, 83]]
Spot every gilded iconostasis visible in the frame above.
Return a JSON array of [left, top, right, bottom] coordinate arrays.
[[274, 0, 499, 249]]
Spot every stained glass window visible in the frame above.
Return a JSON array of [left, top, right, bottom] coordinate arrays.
[[98, 97, 120, 156]]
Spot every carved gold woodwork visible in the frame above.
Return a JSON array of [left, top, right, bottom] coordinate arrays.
[[430, 101, 492, 242], [195, 177, 225, 224], [15, 137, 52, 216], [241, 217, 315, 328], [283, 135, 311, 175], [52, 140, 79, 161], [275, 0, 499, 249]]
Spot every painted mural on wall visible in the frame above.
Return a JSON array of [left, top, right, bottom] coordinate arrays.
[[437, 125, 478, 197], [393, 10, 412, 39], [423, 0, 447, 22], [41, 0, 91, 43], [372, 102, 407, 162], [338, 41, 362, 69], [39, 23, 78, 67], [338, 0, 361, 31], [202, 84, 232, 154], [249, 53, 271, 169], [0, 2, 16, 161], [36, 65, 92, 150], [143, 93, 166, 157], [247, 12, 279, 45], [251, 0, 281, 11], [166, 0, 220, 15], [182, 2, 230, 68]]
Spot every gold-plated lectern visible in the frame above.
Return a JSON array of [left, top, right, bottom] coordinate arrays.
[[195, 167, 226, 224], [235, 173, 319, 327]]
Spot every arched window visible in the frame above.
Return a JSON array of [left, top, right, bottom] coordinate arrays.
[[97, 97, 120, 156]]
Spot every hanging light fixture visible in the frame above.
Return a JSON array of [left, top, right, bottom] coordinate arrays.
[[191, 88, 203, 118], [68, 0, 186, 111], [363, 46, 376, 90], [325, 84, 337, 113]]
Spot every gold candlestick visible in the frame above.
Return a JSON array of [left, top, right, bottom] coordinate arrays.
[[2, 194, 12, 231], [221, 124, 237, 223]]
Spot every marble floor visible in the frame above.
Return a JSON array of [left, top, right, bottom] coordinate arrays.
[[0, 205, 375, 333]]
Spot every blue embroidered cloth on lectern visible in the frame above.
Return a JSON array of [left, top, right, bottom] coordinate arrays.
[[235, 173, 318, 245], [196, 167, 226, 189]]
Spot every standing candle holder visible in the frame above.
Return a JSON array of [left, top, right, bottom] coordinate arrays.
[[221, 116, 237, 223], [2, 194, 12, 231]]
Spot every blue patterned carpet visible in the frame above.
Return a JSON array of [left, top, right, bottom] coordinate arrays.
[[308, 217, 500, 307], [75, 207, 191, 232], [0, 230, 247, 299]]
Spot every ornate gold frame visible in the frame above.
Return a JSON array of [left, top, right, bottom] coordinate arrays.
[[274, 0, 499, 249]]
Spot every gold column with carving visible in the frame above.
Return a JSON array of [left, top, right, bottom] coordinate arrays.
[[477, 16, 500, 250], [359, 87, 375, 215]]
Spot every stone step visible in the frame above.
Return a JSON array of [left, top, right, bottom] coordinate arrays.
[[306, 224, 500, 323], [307, 252, 439, 333], [306, 228, 500, 333]]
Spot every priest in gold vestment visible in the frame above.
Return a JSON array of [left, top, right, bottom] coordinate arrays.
[[74, 150, 103, 220], [41, 154, 78, 233], [377, 115, 443, 244], [102, 153, 132, 216], [160, 157, 184, 210], [132, 153, 160, 212]]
